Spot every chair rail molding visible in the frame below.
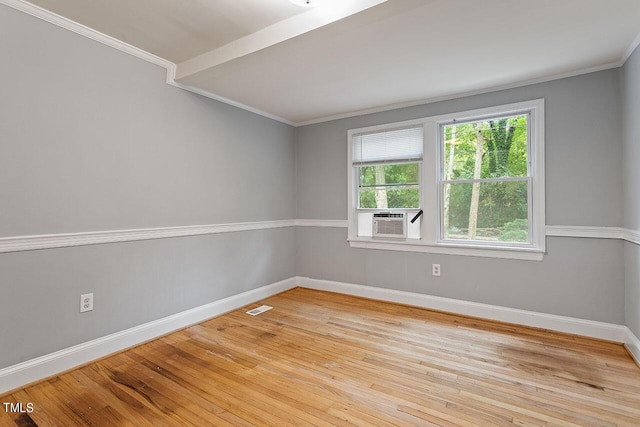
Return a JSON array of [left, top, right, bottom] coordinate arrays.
[[1, 223, 637, 254], [0, 220, 296, 253]]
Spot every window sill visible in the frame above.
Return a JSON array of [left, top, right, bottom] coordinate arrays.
[[348, 238, 544, 261]]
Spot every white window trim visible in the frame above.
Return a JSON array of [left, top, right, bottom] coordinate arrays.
[[348, 117, 427, 236], [347, 99, 545, 261]]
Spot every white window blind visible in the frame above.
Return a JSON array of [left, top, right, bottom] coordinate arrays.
[[352, 126, 423, 165]]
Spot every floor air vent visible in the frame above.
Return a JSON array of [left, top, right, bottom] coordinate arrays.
[[246, 305, 273, 316]]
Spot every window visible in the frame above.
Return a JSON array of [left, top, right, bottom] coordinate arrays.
[[351, 126, 423, 239], [347, 100, 545, 260], [440, 114, 530, 244]]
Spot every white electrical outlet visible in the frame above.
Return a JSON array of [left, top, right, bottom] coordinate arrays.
[[432, 264, 441, 276], [80, 293, 94, 313]]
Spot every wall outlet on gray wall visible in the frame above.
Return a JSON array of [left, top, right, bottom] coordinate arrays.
[[80, 293, 94, 313], [432, 264, 441, 276]]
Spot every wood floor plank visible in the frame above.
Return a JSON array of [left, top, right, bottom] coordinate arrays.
[[1, 287, 639, 426], [221, 300, 640, 424]]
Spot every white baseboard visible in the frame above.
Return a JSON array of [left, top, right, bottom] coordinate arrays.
[[0, 277, 297, 395], [2, 276, 635, 396], [297, 277, 628, 343], [625, 327, 640, 367]]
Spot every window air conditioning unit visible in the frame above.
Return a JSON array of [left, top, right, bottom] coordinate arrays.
[[372, 212, 406, 239]]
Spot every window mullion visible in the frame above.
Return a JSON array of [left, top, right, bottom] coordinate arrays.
[[422, 120, 439, 244]]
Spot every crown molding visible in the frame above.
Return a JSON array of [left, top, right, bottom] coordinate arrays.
[[0, 0, 172, 70], [0, 0, 295, 126], [294, 62, 622, 126], [2, 0, 634, 128], [167, 79, 295, 126], [623, 30, 640, 64]]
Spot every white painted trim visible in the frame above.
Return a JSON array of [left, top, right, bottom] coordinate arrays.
[[0, 220, 295, 253], [348, 239, 545, 261], [165, 62, 177, 84], [1, 275, 635, 394], [0, 0, 172, 70], [295, 219, 349, 228], [346, 100, 546, 261], [545, 225, 626, 240], [174, 0, 387, 80], [623, 30, 640, 64], [167, 80, 295, 126], [625, 327, 640, 367], [543, 226, 640, 246], [295, 62, 622, 126], [624, 228, 640, 246], [0, 278, 297, 395], [299, 222, 640, 247], [2, 0, 632, 128], [297, 277, 628, 343], [0, 0, 295, 126], [1, 222, 636, 254]]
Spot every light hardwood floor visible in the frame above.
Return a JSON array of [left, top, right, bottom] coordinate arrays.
[[2, 287, 640, 426]]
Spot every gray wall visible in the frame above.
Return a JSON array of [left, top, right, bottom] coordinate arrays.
[[626, 243, 640, 336], [1, 1, 636, 371], [296, 70, 625, 324], [0, 5, 295, 368], [0, 7, 295, 236], [622, 45, 640, 336], [0, 229, 294, 368]]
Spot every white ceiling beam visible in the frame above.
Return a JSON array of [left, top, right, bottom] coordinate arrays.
[[173, 0, 387, 81]]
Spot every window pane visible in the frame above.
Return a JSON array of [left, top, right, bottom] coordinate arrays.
[[442, 180, 529, 243], [358, 163, 420, 208], [443, 115, 528, 180], [359, 187, 419, 209], [359, 163, 419, 186]]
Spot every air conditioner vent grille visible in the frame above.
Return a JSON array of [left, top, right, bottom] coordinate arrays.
[[376, 219, 404, 235], [373, 213, 407, 239]]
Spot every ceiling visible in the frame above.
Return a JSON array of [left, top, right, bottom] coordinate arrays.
[[26, 0, 311, 63], [21, 0, 640, 125]]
